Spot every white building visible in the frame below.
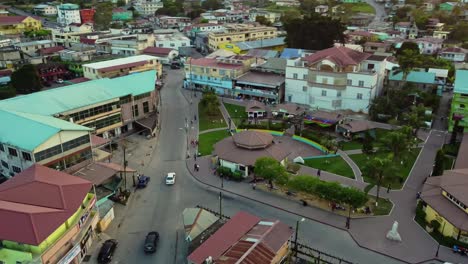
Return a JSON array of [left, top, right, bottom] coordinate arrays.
[[15, 40, 55, 56], [285, 46, 387, 113], [439, 47, 467, 62], [57, 3, 81, 25], [155, 33, 190, 50], [134, 0, 164, 16], [33, 4, 57, 16]]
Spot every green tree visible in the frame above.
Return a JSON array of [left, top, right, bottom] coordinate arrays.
[[200, 91, 220, 116], [301, 0, 317, 13], [396, 41, 420, 56], [363, 154, 396, 205], [433, 149, 446, 176], [94, 2, 113, 31], [11, 64, 42, 94], [202, 0, 223, 10], [284, 13, 345, 50], [379, 129, 412, 161], [404, 104, 427, 136], [449, 22, 468, 43], [362, 131, 374, 155], [116, 0, 126, 7], [255, 16, 272, 26], [0, 85, 16, 99], [254, 157, 287, 188]]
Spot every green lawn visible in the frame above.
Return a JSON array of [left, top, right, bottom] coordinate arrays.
[[342, 3, 376, 14], [304, 156, 355, 179], [198, 103, 226, 132], [198, 130, 231, 156], [444, 156, 455, 170], [341, 140, 363, 151], [372, 197, 393, 216], [349, 148, 421, 189], [223, 103, 247, 126]]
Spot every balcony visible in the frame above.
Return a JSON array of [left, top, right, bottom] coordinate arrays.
[[233, 87, 277, 99]]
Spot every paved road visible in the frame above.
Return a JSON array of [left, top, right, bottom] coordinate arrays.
[[84, 68, 410, 264], [364, 0, 387, 28]]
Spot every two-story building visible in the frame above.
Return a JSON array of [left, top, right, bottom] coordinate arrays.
[[158, 16, 191, 30], [184, 55, 255, 95], [0, 164, 99, 264], [208, 24, 278, 51], [420, 134, 468, 244], [0, 70, 159, 176], [414, 37, 443, 55], [80, 8, 95, 24], [449, 70, 468, 132], [388, 70, 437, 91], [284, 47, 387, 113], [15, 39, 55, 57], [83, 55, 162, 79], [439, 47, 467, 62], [33, 4, 58, 16], [57, 3, 81, 25], [0, 16, 42, 35], [234, 70, 285, 103], [248, 9, 282, 24], [154, 33, 190, 50], [134, 0, 164, 16], [185, 23, 225, 39], [110, 34, 155, 56]]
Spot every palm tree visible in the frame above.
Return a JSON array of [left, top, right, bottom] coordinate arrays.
[[363, 154, 396, 206]]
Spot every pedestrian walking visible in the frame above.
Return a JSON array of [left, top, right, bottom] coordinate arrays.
[[387, 184, 391, 193], [317, 169, 321, 177], [194, 163, 197, 171], [196, 164, 200, 171], [252, 183, 256, 190], [194, 155, 197, 161], [194, 114, 197, 121]]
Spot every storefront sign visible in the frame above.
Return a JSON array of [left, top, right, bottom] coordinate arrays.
[[57, 244, 81, 264]]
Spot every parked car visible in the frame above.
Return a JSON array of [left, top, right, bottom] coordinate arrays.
[[137, 175, 150, 188], [144, 231, 159, 253], [56, 78, 64, 84], [166, 172, 176, 185], [97, 239, 118, 263]]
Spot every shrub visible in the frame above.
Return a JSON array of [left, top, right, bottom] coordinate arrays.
[[287, 162, 301, 174], [217, 166, 233, 178], [431, 220, 441, 232], [231, 171, 244, 181]]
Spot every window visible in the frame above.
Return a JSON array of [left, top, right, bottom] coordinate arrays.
[[133, 105, 139, 117], [293, 73, 298, 79], [347, 79, 352, 86], [0, 144, 3, 152], [357, 93, 363, 100], [22, 152, 32, 161], [321, 90, 327, 96], [367, 63, 375, 70], [182, 43, 187, 47], [302, 86, 307, 92], [12, 166, 21, 173], [143, 101, 149, 113], [8, 148, 17, 157], [1, 160, 8, 169], [170, 43, 175, 47], [303, 74, 307, 79], [358, 80, 364, 87], [62, 135, 90, 152], [322, 78, 328, 84], [337, 91, 342, 97]]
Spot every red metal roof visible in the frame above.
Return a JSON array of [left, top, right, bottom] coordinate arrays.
[[143, 47, 174, 56], [39, 46, 65, 55], [188, 211, 261, 264], [0, 164, 92, 245], [99, 61, 148, 73], [190, 58, 244, 70], [0, 69, 12, 77], [0, 16, 29, 25], [304, 46, 371, 67]]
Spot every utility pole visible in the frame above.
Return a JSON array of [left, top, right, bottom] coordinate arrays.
[[294, 218, 305, 258], [219, 191, 223, 217], [123, 146, 128, 190]]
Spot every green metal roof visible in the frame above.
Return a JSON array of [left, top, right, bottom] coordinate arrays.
[[455, 70, 468, 94], [0, 110, 91, 151], [0, 70, 156, 151], [58, 3, 79, 10], [389, 71, 435, 84], [0, 70, 156, 115]]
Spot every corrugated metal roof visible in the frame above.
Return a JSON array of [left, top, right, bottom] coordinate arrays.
[[236, 37, 286, 51], [83, 55, 158, 70], [187, 211, 260, 264], [455, 70, 468, 94], [389, 71, 435, 84]]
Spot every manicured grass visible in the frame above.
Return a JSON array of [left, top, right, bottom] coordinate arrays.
[[198, 130, 231, 156], [341, 140, 363, 151], [304, 156, 355, 179], [342, 3, 376, 14], [372, 197, 393, 216], [349, 148, 421, 189], [223, 103, 247, 126], [444, 155, 455, 170], [198, 103, 226, 132]]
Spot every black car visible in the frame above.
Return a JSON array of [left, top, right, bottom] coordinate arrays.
[[97, 239, 118, 263], [144, 231, 159, 254]]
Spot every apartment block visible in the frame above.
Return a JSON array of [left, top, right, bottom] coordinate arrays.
[[207, 24, 277, 51], [449, 70, 468, 132], [285, 46, 387, 113], [83, 55, 162, 79]]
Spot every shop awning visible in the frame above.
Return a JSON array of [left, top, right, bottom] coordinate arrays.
[[135, 113, 158, 135]]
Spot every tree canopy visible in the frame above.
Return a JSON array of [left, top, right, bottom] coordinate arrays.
[[94, 2, 113, 31], [201, 0, 223, 10], [449, 22, 468, 43], [255, 16, 272, 26], [283, 13, 345, 50], [11, 64, 42, 94], [200, 91, 220, 116], [254, 157, 287, 186]]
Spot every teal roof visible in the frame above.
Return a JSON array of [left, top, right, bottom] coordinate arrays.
[[0, 70, 156, 115], [0, 110, 91, 151], [454, 70, 468, 94], [389, 71, 435, 84], [0, 70, 156, 151], [58, 3, 79, 10]]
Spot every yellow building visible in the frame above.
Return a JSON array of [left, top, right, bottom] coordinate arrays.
[[208, 24, 277, 51], [0, 164, 98, 264], [0, 15, 42, 35], [219, 37, 286, 54], [420, 137, 468, 243]]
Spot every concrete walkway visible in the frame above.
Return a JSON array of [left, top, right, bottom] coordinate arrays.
[[199, 127, 228, 135], [338, 150, 364, 182]]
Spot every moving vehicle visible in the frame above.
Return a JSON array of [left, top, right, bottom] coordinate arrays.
[[166, 172, 176, 185], [137, 175, 150, 188], [144, 231, 159, 254], [97, 239, 118, 263]]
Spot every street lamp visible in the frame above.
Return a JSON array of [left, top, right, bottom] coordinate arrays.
[[294, 218, 305, 258]]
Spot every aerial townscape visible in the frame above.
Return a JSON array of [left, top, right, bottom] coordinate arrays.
[[0, 0, 467, 263]]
